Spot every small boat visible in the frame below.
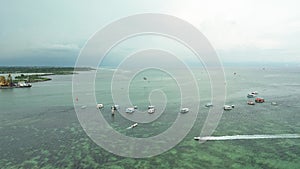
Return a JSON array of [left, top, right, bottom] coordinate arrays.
[[148, 105, 155, 109], [251, 91, 258, 95], [127, 123, 138, 129], [147, 105, 155, 114], [255, 98, 265, 103], [205, 103, 213, 108], [180, 108, 189, 113], [271, 102, 278, 106], [125, 107, 135, 113], [96, 104, 104, 109], [224, 105, 234, 110], [194, 136, 207, 141], [134, 106, 138, 109], [148, 108, 155, 114], [194, 136, 209, 141], [81, 105, 87, 109], [247, 93, 256, 98], [111, 105, 119, 111], [17, 81, 32, 88], [194, 137, 201, 140], [247, 101, 255, 105]]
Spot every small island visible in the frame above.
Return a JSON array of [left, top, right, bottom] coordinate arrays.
[[14, 74, 52, 83], [0, 66, 94, 88]]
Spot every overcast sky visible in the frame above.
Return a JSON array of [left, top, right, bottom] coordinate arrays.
[[0, 0, 299, 66]]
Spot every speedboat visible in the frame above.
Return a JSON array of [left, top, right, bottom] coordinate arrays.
[[127, 123, 138, 129], [194, 137, 201, 141], [194, 136, 208, 141]]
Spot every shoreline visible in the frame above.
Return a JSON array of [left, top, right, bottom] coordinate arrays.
[[0, 67, 94, 86]]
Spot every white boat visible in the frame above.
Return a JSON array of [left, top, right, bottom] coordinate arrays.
[[147, 105, 155, 114], [251, 91, 258, 95], [224, 105, 234, 110], [205, 103, 213, 107], [111, 105, 119, 111], [127, 123, 138, 129], [194, 137, 202, 141], [125, 107, 135, 113], [194, 136, 209, 141], [148, 108, 155, 114], [180, 108, 189, 113], [247, 101, 255, 105], [96, 104, 104, 109], [17, 81, 32, 88], [271, 102, 278, 106], [148, 105, 155, 109]]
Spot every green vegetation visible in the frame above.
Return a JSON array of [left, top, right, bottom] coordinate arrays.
[[14, 74, 52, 83], [0, 66, 94, 83]]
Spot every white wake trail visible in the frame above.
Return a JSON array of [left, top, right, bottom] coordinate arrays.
[[194, 134, 300, 141]]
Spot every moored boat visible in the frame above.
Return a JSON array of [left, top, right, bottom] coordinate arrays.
[[205, 103, 213, 108], [17, 81, 32, 88], [247, 93, 256, 98], [251, 91, 258, 95], [255, 98, 265, 103], [96, 104, 104, 109], [148, 108, 155, 114], [224, 105, 235, 110], [271, 102, 278, 106], [247, 101, 255, 105], [125, 107, 135, 113], [180, 108, 189, 113]]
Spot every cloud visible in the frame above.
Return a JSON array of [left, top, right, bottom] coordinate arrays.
[[170, 0, 300, 50], [0, 0, 299, 65], [38, 43, 80, 52]]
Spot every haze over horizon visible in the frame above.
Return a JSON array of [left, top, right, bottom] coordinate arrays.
[[1, 0, 299, 67]]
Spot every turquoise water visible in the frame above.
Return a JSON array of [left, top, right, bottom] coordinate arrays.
[[0, 67, 299, 168]]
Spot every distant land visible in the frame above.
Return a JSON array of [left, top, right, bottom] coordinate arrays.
[[0, 67, 94, 83], [0, 66, 94, 74]]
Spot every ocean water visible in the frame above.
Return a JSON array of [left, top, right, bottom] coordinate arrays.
[[0, 67, 299, 168]]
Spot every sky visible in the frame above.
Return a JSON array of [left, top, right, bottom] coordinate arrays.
[[0, 0, 299, 66]]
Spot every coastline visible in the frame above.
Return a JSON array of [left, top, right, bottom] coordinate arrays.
[[0, 67, 94, 88]]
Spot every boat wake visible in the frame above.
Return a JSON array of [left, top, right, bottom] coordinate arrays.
[[194, 134, 300, 141]]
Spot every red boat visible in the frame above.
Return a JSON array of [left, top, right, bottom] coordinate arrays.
[[255, 98, 265, 103]]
